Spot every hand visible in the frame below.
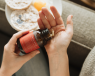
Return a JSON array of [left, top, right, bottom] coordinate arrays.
[[0, 30, 40, 76], [37, 6, 73, 56], [37, 6, 73, 76]]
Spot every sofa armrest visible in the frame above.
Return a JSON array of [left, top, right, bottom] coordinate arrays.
[[62, 0, 95, 48], [62, 0, 95, 69]]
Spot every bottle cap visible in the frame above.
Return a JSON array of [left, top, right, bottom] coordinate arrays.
[[41, 28, 54, 45]]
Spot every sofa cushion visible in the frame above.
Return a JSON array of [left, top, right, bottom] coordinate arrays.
[[0, 11, 16, 35], [62, 0, 95, 48], [0, 0, 5, 11], [68, 40, 91, 69], [0, 31, 10, 67], [16, 49, 50, 76], [62, 0, 95, 69]]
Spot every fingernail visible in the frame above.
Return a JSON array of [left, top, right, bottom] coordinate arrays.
[[36, 51, 40, 54], [71, 15, 73, 19], [42, 7, 46, 10]]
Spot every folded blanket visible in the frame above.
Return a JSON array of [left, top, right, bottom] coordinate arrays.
[[80, 46, 95, 76]]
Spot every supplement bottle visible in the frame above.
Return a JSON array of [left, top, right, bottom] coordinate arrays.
[[17, 29, 54, 54]]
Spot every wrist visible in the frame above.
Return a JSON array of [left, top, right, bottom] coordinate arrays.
[[48, 48, 67, 58], [0, 68, 12, 76], [48, 50, 69, 76]]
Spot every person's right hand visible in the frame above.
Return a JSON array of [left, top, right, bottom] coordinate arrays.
[[37, 6, 73, 56], [0, 30, 40, 76]]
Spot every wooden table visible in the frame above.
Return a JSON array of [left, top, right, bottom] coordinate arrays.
[[81, 0, 95, 8]]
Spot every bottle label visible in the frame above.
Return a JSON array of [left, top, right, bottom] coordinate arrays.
[[20, 31, 40, 53]]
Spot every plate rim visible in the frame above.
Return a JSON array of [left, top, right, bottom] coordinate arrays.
[[5, 0, 62, 31]]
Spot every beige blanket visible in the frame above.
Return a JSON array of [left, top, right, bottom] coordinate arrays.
[[79, 46, 95, 76]]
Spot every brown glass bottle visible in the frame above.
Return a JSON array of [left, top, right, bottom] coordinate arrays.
[[17, 29, 54, 54]]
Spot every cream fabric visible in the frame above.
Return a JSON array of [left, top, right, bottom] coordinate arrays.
[[0, 0, 5, 10], [62, 0, 95, 48], [80, 46, 95, 76]]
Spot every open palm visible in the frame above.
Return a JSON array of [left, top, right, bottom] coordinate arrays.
[[37, 6, 73, 55]]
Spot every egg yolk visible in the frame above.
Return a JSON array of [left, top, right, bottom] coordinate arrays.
[[34, 2, 46, 11]]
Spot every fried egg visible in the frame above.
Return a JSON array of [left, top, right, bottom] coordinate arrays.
[[33, 0, 53, 11]]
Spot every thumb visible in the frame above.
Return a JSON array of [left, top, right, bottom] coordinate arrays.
[[66, 15, 73, 37], [20, 50, 40, 63]]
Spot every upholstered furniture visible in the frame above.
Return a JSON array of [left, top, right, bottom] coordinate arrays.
[[0, 0, 95, 76]]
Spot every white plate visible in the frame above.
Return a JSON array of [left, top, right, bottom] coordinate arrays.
[[5, 0, 62, 31]]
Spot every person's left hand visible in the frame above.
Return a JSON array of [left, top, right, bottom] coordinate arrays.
[[0, 30, 40, 76], [37, 6, 73, 56]]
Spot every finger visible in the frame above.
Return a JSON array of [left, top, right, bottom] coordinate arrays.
[[39, 11, 51, 29], [66, 15, 73, 37], [51, 24, 65, 35], [8, 30, 29, 45], [42, 7, 56, 27], [37, 18, 45, 30], [21, 50, 40, 63], [50, 6, 64, 25]]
